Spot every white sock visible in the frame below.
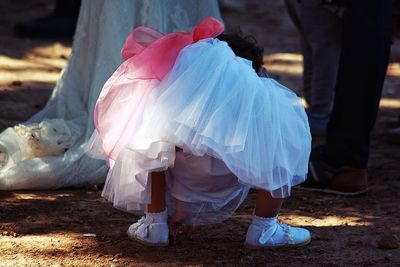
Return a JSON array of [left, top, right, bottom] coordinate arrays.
[[251, 214, 277, 227], [145, 209, 168, 223]]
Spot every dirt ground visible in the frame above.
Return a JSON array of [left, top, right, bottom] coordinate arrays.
[[0, 1, 400, 266]]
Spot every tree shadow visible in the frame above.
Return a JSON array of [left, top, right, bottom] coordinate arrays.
[[0, 187, 399, 266]]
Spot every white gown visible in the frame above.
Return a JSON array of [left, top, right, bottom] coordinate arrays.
[[0, 0, 222, 190]]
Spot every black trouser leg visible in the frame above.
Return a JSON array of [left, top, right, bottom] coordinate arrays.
[[324, 0, 392, 168]]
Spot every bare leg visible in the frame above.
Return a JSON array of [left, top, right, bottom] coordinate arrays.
[[254, 189, 283, 218], [127, 171, 169, 245], [147, 171, 166, 213]]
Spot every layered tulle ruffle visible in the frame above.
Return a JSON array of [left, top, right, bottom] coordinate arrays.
[[87, 17, 311, 215]]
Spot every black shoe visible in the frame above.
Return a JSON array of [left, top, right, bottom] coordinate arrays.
[[298, 146, 369, 196]]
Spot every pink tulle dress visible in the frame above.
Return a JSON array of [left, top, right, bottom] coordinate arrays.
[[87, 17, 311, 223]]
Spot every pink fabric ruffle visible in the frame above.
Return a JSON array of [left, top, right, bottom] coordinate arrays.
[[94, 17, 224, 166]]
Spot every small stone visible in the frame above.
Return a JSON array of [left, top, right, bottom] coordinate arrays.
[[311, 233, 321, 240]]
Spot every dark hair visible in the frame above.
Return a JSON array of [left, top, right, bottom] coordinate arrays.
[[217, 33, 264, 72]]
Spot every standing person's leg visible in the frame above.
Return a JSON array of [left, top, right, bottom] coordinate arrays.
[[245, 189, 310, 248], [305, 0, 393, 195], [284, 0, 313, 113], [285, 0, 342, 135], [299, 0, 342, 134]]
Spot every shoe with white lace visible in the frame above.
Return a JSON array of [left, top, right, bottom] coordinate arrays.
[[127, 210, 169, 246], [245, 215, 311, 248]]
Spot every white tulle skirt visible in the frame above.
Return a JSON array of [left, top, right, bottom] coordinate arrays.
[[88, 38, 311, 219]]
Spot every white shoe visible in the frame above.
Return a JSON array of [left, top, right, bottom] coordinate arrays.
[[245, 215, 311, 248], [127, 210, 169, 246]]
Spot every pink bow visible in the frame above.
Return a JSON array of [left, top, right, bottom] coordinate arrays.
[[93, 17, 224, 164], [120, 16, 224, 80]]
